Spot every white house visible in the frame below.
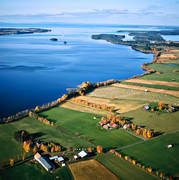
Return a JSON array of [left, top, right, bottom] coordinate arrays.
[[78, 151, 87, 158]]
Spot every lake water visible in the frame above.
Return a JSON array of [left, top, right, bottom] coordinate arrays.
[[0, 23, 168, 118]]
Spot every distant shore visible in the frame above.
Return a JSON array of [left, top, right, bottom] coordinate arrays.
[[0, 28, 51, 35]]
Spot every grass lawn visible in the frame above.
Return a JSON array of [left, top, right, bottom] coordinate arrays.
[[120, 81, 179, 91], [40, 107, 141, 149], [88, 86, 179, 105], [123, 108, 179, 133], [95, 153, 159, 180], [0, 163, 73, 180], [119, 132, 179, 177], [138, 63, 179, 82]]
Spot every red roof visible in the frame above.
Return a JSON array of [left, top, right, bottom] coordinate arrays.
[[109, 123, 115, 126]]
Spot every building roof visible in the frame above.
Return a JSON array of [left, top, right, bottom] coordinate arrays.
[[144, 105, 150, 110], [78, 151, 87, 158], [62, 163, 66, 167], [57, 157, 64, 162], [34, 153, 54, 171], [49, 156, 58, 160], [38, 157, 53, 171], [74, 155, 78, 159], [34, 152, 41, 159]]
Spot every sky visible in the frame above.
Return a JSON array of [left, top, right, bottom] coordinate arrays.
[[0, 0, 179, 25]]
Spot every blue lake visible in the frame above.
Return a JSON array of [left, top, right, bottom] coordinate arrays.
[[0, 24, 156, 118]]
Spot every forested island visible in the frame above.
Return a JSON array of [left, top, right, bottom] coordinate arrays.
[[0, 28, 51, 35]]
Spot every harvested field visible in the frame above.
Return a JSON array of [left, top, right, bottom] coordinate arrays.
[[87, 87, 179, 105], [61, 96, 145, 114], [168, 49, 179, 53], [69, 159, 119, 180], [159, 53, 178, 59], [124, 79, 179, 87], [112, 83, 179, 97]]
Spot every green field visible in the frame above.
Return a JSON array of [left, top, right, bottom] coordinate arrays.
[[0, 107, 140, 164], [123, 108, 179, 133], [88, 86, 179, 105], [40, 107, 141, 148], [0, 163, 73, 180], [95, 153, 159, 180], [120, 81, 179, 91], [139, 63, 179, 82], [119, 132, 179, 177], [0, 115, 91, 163]]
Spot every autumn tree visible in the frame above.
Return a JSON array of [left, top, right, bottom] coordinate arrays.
[[146, 130, 152, 138], [88, 147, 92, 153], [54, 145, 61, 152], [9, 158, 14, 166], [40, 144, 48, 153], [96, 145, 103, 153], [23, 141, 31, 152], [136, 129, 140, 135], [143, 129, 147, 138], [33, 146, 37, 154], [35, 106, 40, 112], [51, 146, 54, 153], [28, 111, 33, 117]]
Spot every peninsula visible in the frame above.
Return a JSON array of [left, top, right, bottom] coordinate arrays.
[[91, 29, 179, 53], [0, 28, 51, 35]]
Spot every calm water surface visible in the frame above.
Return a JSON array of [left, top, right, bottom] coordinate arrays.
[[0, 24, 155, 117]]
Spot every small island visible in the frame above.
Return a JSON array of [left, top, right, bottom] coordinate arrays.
[[0, 28, 51, 35], [50, 38, 58, 41]]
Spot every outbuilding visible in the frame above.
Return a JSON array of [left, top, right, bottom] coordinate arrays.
[[144, 105, 150, 110], [49, 155, 58, 160], [57, 157, 64, 162], [78, 151, 88, 158]]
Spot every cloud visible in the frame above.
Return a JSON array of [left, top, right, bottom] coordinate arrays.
[[0, 8, 179, 25], [0, 8, 129, 17]]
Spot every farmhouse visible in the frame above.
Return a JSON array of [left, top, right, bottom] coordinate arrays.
[[34, 153, 55, 171]]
